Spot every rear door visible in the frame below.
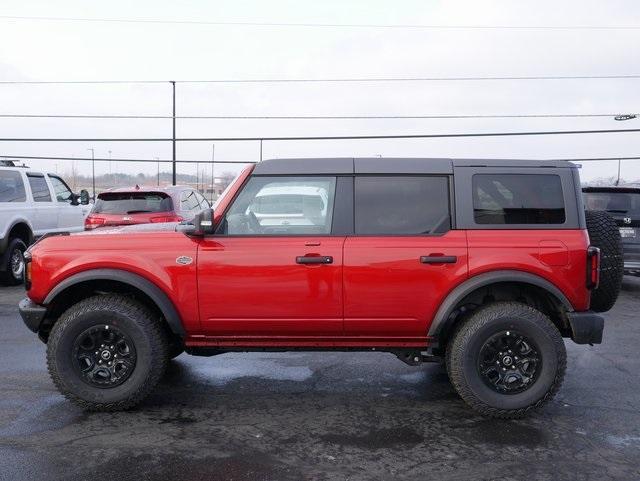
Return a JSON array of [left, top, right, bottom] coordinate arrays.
[[343, 175, 468, 341], [197, 175, 347, 339]]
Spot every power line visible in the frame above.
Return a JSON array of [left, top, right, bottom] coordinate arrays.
[[0, 113, 636, 120], [0, 154, 255, 164], [2, 75, 640, 85], [3, 153, 639, 163], [1, 127, 639, 142], [2, 15, 640, 30]]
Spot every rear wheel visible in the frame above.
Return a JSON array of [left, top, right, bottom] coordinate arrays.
[[1, 238, 27, 285], [47, 294, 169, 411], [446, 302, 566, 418], [585, 210, 623, 312]]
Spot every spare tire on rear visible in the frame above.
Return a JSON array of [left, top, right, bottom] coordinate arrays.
[[585, 210, 623, 312]]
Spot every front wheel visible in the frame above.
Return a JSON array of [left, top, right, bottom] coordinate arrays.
[[47, 294, 169, 411], [446, 302, 566, 418]]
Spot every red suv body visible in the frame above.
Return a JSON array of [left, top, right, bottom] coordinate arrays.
[[19, 158, 619, 417], [85, 185, 210, 229]]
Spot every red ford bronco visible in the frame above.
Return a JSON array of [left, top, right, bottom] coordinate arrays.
[[19, 158, 623, 418]]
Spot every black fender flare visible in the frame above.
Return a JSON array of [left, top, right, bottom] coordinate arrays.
[[44, 268, 186, 337], [427, 270, 574, 339]]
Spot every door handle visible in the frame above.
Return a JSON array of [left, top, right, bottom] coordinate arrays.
[[296, 255, 333, 265], [420, 255, 457, 264]]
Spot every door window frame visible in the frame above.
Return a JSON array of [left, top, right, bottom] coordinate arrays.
[[47, 174, 74, 203]]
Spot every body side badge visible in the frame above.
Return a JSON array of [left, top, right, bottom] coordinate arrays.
[[176, 256, 193, 265]]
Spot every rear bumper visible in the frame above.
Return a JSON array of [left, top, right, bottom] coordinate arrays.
[[18, 298, 47, 333], [567, 311, 604, 344]]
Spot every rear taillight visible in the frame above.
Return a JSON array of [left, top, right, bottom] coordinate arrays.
[[586, 246, 601, 289], [149, 215, 183, 223], [84, 215, 105, 230]]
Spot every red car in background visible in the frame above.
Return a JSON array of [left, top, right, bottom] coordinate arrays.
[[84, 185, 210, 229]]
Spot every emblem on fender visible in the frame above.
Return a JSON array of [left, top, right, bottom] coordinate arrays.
[[176, 256, 193, 265]]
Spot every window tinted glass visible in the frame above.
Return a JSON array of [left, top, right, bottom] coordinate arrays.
[[0, 170, 26, 202], [93, 192, 172, 214], [222, 176, 336, 235], [27, 175, 52, 202], [583, 191, 640, 217], [355, 176, 450, 235], [180, 190, 200, 210], [473, 174, 565, 224], [48, 175, 73, 202]]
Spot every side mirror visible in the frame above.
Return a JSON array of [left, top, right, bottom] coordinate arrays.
[[79, 190, 90, 205], [177, 208, 215, 236]]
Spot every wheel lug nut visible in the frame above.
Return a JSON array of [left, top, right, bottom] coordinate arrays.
[[101, 344, 104, 348]]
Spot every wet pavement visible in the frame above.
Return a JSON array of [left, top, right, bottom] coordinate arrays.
[[1, 280, 639, 481]]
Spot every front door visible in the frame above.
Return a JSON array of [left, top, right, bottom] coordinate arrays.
[[343, 175, 468, 342], [48, 174, 85, 232], [198, 175, 345, 339]]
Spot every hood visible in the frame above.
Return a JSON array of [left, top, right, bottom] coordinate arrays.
[[76, 221, 182, 236]]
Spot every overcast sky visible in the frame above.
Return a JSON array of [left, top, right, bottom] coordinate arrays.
[[0, 0, 639, 182]]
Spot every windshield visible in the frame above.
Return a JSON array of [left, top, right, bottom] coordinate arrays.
[[93, 192, 173, 214], [583, 191, 640, 216]]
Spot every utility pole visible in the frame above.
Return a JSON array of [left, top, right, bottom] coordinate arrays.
[[155, 157, 160, 186], [171, 81, 176, 186], [616, 159, 622, 186], [211, 144, 215, 204], [87, 148, 95, 200], [259, 139, 263, 161]]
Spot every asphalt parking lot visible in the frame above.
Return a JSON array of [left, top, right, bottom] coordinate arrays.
[[1, 281, 639, 481]]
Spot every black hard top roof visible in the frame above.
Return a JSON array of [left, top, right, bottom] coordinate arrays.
[[252, 157, 577, 175]]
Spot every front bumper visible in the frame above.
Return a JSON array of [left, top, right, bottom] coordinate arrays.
[[19, 298, 47, 333], [567, 311, 604, 344]]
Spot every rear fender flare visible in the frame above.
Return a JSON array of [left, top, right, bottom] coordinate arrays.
[[428, 270, 573, 339]]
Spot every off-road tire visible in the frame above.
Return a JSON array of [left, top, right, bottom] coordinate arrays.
[[585, 210, 623, 312], [47, 294, 169, 411], [1, 238, 27, 285], [446, 302, 566, 419]]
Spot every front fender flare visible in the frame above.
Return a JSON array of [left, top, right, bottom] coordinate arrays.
[[427, 270, 574, 339], [43, 268, 186, 337]]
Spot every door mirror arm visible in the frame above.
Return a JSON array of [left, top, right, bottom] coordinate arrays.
[[178, 208, 215, 237]]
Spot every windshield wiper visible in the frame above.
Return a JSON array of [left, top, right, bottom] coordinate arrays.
[[126, 209, 152, 214], [606, 209, 628, 214]]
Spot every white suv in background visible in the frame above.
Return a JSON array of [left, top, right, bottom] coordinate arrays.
[[0, 163, 90, 285]]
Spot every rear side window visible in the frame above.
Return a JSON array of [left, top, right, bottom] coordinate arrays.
[[355, 176, 450, 235], [0, 170, 26, 202], [93, 192, 173, 214], [27, 174, 52, 202], [473, 174, 565, 225]]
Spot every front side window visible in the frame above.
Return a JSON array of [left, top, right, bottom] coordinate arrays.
[[221, 176, 336, 235], [48, 175, 73, 202], [355, 176, 450, 235], [473, 174, 565, 225], [0, 170, 26, 202], [27, 174, 52, 202]]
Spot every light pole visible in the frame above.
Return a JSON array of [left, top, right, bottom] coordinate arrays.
[[171, 81, 176, 185], [87, 148, 95, 200], [108, 150, 112, 186], [211, 144, 215, 203], [155, 157, 160, 186]]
